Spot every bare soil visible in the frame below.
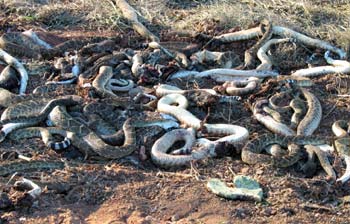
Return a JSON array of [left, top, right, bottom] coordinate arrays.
[[1, 1, 350, 224]]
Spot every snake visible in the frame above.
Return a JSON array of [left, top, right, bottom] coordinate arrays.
[[78, 53, 128, 84], [303, 144, 337, 181], [271, 27, 346, 59], [268, 89, 294, 113], [291, 50, 350, 77], [241, 133, 332, 167], [191, 49, 240, 69], [147, 42, 190, 68], [256, 38, 294, 70], [210, 24, 345, 58], [296, 88, 322, 136], [332, 120, 350, 183], [155, 84, 241, 104], [157, 93, 249, 145], [0, 31, 113, 60], [0, 48, 28, 95], [259, 87, 321, 136], [47, 105, 137, 159], [115, 0, 159, 42], [92, 66, 120, 98], [289, 97, 307, 130], [0, 160, 66, 177], [0, 95, 83, 142], [211, 25, 263, 44], [82, 100, 129, 146], [276, 76, 313, 87], [243, 19, 273, 70], [152, 93, 248, 167], [151, 128, 199, 167], [298, 120, 350, 182], [217, 77, 260, 96], [78, 39, 117, 55], [131, 53, 143, 77], [0, 65, 19, 90], [8, 127, 71, 151], [0, 32, 44, 59], [253, 99, 296, 136], [0, 95, 82, 125]]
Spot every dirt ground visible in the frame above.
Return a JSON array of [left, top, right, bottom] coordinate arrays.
[[1, 1, 350, 224]]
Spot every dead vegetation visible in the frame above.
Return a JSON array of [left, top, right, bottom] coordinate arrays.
[[1, 0, 350, 49]]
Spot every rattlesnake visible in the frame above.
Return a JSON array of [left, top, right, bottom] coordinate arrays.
[[92, 66, 134, 98], [48, 106, 136, 159], [0, 95, 83, 142], [254, 87, 321, 136], [241, 134, 332, 167], [0, 32, 115, 60], [0, 65, 19, 90], [332, 120, 350, 183], [0, 160, 66, 177], [8, 127, 71, 150], [153, 93, 248, 166], [296, 88, 322, 136], [292, 50, 350, 77], [212, 23, 346, 58], [243, 19, 273, 69]]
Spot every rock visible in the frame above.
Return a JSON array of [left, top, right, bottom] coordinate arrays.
[[206, 176, 263, 202]]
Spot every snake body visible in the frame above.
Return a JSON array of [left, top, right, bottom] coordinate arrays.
[[213, 26, 263, 43], [304, 144, 336, 181], [292, 51, 350, 77], [290, 98, 306, 129], [0, 160, 66, 176], [257, 38, 294, 70], [220, 77, 260, 96], [92, 66, 118, 98], [241, 134, 331, 167], [253, 99, 296, 136], [0, 65, 19, 90], [244, 19, 273, 69], [8, 127, 71, 150], [48, 106, 136, 159], [0, 96, 82, 142], [296, 88, 322, 136], [0, 95, 82, 125], [332, 120, 350, 183], [157, 93, 249, 145], [151, 128, 199, 167]]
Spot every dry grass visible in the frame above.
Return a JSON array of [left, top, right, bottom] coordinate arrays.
[[2, 0, 350, 50]]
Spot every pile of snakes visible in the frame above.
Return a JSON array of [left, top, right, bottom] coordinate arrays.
[[0, 18, 350, 186]]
